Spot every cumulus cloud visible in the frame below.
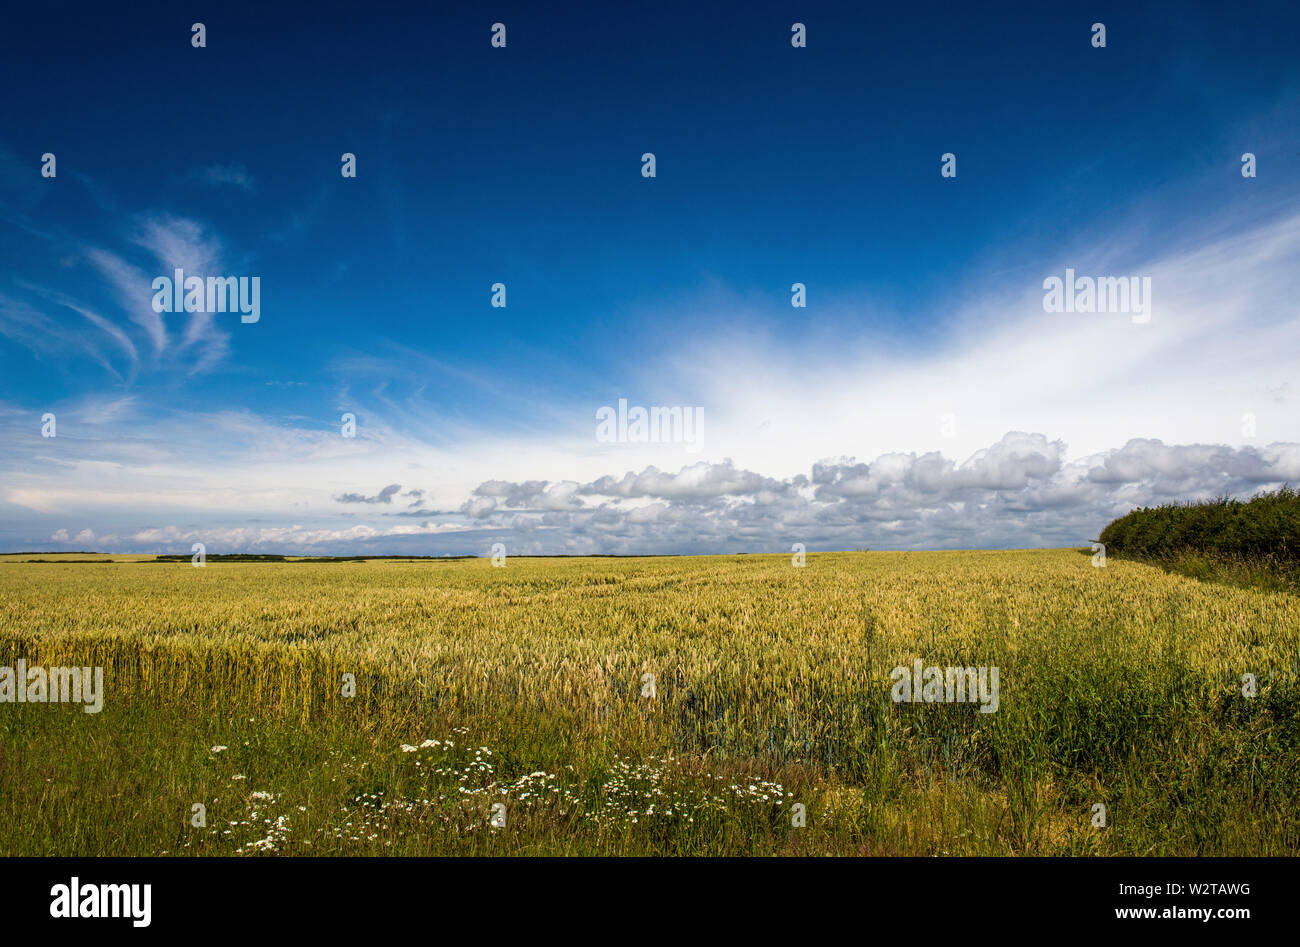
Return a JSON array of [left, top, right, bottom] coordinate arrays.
[[583, 459, 792, 501], [335, 483, 402, 504], [1084, 439, 1300, 487], [459, 495, 498, 519], [20, 426, 1300, 556], [812, 433, 1066, 499], [440, 433, 1300, 555], [467, 479, 585, 511], [48, 528, 99, 546]]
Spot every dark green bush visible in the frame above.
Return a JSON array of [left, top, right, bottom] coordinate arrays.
[[1099, 486, 1300, 561]]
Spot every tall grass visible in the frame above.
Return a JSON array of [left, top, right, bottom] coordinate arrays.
[[1, 550, 1297, 855]]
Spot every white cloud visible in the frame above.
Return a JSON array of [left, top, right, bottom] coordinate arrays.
[[83, 248, 167, 358], [189, 164, 254, 191], [437, 434, 1300, 554], [5, 205, 1299, 555]]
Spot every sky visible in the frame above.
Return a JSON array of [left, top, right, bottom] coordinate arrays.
[[1, 0, 1299, 555]]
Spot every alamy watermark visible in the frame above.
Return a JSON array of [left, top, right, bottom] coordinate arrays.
[[1042, 268, 1151, 324], [1, 660, 104, 713], [890, 659, 999, 713], [50, 877, 150, 927], [151, 268, 260, 323], [595, 398, 703, 451]]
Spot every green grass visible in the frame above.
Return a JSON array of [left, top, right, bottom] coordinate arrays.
[[1, 550, 1298, 856]]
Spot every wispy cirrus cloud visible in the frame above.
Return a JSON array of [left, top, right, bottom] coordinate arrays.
[[0, 292, 135, 380], [187, 164, 255, 192], [130, 213, 232, 366], [4, 192, 241, 377], [82, 247, 167, 358]]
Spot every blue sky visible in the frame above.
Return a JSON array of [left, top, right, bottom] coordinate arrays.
[[2, 0, 1299, 554]]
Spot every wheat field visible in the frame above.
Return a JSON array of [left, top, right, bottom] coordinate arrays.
[[1, 549, 1297, 856]]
